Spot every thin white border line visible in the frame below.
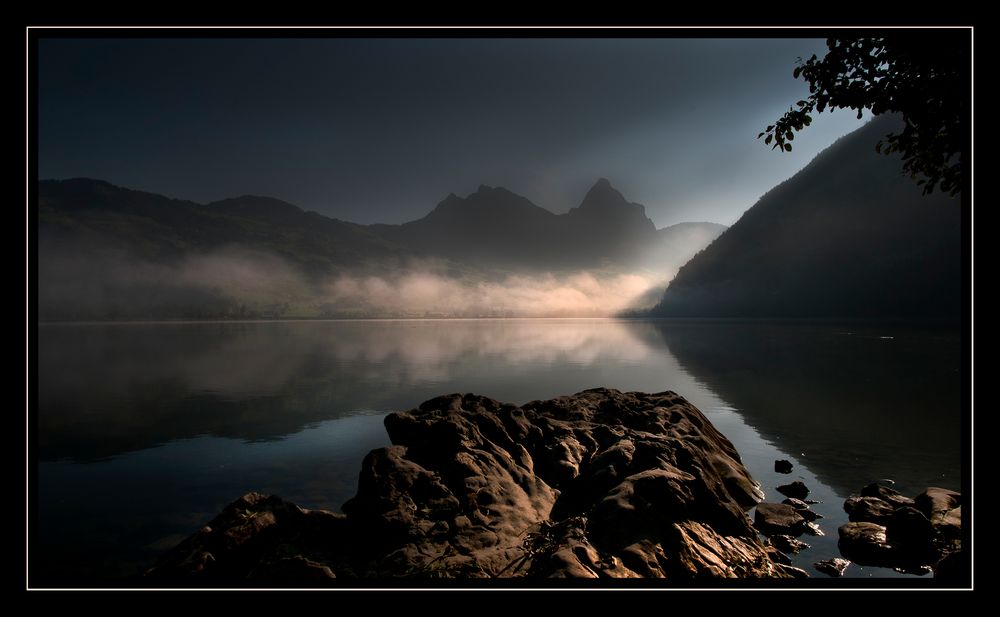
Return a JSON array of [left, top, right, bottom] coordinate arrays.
[[24, 24, 30, 593], [25, 28, 974, 592], [24, 25, 974, 30], [968, 25, 974, 591]]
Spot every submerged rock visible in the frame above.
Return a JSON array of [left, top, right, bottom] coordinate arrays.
[[776, 481, 810, 500], [774, 460, 793, 474], [146, 388, 792, 582]]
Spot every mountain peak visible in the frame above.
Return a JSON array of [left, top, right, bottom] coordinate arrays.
[[565, 178, 657, 240], [417, 184, 555, 227], [580, 178, 630, 211]]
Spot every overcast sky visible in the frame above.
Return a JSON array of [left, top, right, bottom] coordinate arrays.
[[38, 37, 869, 228]]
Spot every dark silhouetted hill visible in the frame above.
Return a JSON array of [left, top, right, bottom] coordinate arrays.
[[40, 177, 722, 275], [651, 114, 962, 322], [39, 178, 403, 271], [36, 177, 725, 319]]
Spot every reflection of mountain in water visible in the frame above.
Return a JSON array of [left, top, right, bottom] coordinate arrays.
[[649, 320, 962, 496], [38, 320, 658, 462], [40, 319, 964, 498]]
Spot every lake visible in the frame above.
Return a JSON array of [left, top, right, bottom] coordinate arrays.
[[33, 319, 964, 584]]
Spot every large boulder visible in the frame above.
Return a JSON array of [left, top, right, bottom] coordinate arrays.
[[146, 388, 792, 582], [844, 496, 897, 524], [915, 487, 962, 549], [860, 482, 915, 508]]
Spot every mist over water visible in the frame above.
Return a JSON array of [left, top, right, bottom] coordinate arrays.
[[323, 270, 661, 316], [38, 245, 668, 319]]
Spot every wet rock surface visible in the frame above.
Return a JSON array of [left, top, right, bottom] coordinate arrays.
[[837, 483, 963, 581], [776, 481, 810, 500], [146, 388, 793, 583], [754, 503, 806, 535], [770, 535, 810, 554], [782, 498, 822, 521], [774, 460, 793, 474], [814, 557, 850, 577]]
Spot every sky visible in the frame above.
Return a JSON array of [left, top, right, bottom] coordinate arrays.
[[37, 37, 869, 228]]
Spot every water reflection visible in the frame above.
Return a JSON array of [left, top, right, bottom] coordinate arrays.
[[39, 319, 962, 490], [38, 320, 662, 461], [35, 319, 963, 582], [649, 321, 962, 496]]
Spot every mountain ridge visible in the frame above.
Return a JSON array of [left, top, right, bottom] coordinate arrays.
[[37, 177, 726, 320], [651, 114, 962, 322]]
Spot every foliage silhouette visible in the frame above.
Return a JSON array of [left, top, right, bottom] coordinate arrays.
[[761, 34, 969, 195]]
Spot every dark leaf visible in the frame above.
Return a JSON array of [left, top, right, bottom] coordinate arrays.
[[784, 143, 792, 152]]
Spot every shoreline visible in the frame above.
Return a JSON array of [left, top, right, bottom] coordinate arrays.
[[146, 388, 802, 582]]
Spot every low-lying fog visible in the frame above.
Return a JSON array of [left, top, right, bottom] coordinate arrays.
[[39, 245, 670, 320]]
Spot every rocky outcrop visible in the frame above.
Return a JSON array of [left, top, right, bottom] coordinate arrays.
[[838, 483, 963, 580], [146, 388, 797, 583]]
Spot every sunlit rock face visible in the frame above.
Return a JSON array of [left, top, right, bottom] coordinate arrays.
[[147, 388, 798, 582]]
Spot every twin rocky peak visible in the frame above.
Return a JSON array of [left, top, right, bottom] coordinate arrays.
[[39, 176, 725, 275], [380, 178, 666, 269]]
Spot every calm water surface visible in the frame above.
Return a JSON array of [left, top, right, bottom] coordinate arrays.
[[34, 319, 963, 584]]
